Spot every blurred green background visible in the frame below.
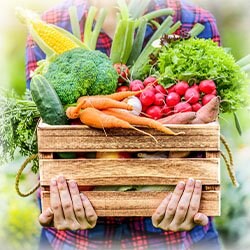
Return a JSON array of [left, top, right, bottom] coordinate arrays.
[[0, 0, 249, 249]]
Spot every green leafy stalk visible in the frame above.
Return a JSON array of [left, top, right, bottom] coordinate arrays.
[[236, 54, 250, 67], [189, 23, 205, 37], [117, 0, 130, 20], [84, 6, 97, 48], [167, 21, 182, 35], [233, 112, 242, 136], [110, 20, 128, 63], [90, 8, 107, 50], [143, 16, 173, 51], [131, 16, 173, 78], [128, 0, 151, 19], [120, 20, 136, 63], [0, 90, 40, 172], [141, 8, 174, 21], [68, 6, 81, 40], [127, 18, 147, 66]]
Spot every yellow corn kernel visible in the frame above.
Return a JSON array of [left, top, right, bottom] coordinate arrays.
[[32, 21, 79, 54]]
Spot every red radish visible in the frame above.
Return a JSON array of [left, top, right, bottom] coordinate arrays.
[[174, 102, 192, 113], [116, 85, 129, 92], [184, 88, 200, 104], [143, 76, 158, 87], [154, 93, 165, 106], [146, 105, 162, 120], [167, 84, 176, 93], [175, 81, 189, 96], [129, 80, 143, 90], [202, 94, 216, 105], [211, 89, 217, 95], [199, 80, 216, 94], [155, 84, 167, 94], [131, 83, 144, 92], [113, 63, 130, 83], [190, 84, 199, 92], [145, 85, 156, 94], [161, 105, 173, 116], [192, 102, 202, 112], [166, 92, 181, 107], [140, 90, 155, 106]]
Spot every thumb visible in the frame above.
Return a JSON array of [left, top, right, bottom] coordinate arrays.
[[39, 208, 54, 227], [194, 213, 209, 226]]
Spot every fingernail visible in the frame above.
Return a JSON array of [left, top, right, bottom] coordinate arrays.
[[51, 179, 57, 186], [188, 178, 194, 186], [196, 180, 202, 188], [58, 176, 65, 184], [69, 181, 76, 188], [45, 208, 53, 217], [178, 181, 185, 188], [80, 193, 86, 200]]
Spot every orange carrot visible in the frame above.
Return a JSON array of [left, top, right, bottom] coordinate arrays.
[[79, 108, 158, 142], [191, 96, 220, 124], [102, 108, 183, 136], [77, 91, 142, 103], [158, 112, 196, 124], [66, 100, 86, 119], [66, 98, 133, 119]]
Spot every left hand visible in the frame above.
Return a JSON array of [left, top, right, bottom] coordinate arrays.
[[151, 178, 209, 232]]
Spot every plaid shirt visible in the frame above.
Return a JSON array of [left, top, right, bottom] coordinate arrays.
[[27, 0, 221, 249]]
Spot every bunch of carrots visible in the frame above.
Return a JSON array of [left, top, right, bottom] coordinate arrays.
[[66, 91, 184, 141]]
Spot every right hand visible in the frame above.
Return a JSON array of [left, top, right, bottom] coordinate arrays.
[[39, 176, 98, 230]]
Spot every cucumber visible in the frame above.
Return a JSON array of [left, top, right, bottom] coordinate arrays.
[[30, 74, 68, 125], [31, 75, 76, 159]]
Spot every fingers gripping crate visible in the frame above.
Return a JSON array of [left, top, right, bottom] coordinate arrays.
[[38, 121, 221, 217]]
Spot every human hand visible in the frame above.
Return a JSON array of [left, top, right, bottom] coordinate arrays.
[[152, 178, 208, 232], [39, 176, 98, 230]]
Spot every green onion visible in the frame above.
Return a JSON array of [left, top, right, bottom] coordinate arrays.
[[68, 6, 81, 40], [189, 23, 205, 37]]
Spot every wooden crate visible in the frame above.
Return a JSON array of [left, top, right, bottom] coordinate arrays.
[[38, 121, 221, 217]]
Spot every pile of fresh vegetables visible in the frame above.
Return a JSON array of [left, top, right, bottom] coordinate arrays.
[[0, 0, 249, 189]]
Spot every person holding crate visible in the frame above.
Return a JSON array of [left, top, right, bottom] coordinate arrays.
[[26, 0, 221, 249]]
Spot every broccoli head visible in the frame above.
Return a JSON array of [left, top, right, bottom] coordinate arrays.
[[44, 48, 118, 105]]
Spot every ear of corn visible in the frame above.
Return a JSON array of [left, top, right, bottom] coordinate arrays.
[[16, 7, 89, 56]]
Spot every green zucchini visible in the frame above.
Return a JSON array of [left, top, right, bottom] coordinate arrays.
[[30, 74, 68, 125]]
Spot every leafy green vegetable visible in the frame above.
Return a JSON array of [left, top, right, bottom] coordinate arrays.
[[0, 90, 39, 172], [157, 38, 250, 113], [44, 48, 118, 105]]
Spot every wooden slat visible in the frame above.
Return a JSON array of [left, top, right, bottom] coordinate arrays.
[[37, 122, 220, 152], [39, 158, 220, 186], [41, 191, 220, 216]]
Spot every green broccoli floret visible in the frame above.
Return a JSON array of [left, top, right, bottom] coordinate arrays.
[[44, 48, 118, 105]]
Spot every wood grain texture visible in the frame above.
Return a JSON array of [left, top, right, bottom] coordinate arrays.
[[39, 158, 220, 186], [41, 190, 220, 216], [37, 122, 220, 152]]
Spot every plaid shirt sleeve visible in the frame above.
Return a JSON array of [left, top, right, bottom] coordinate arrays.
[[28, 0, 221, 249]]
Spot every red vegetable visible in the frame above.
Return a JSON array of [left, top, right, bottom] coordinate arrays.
[[140, 90, 155, 106], [192, 102, 202, 112], [199, 80, 216, 94], [166, 92, 181, 107], [154, 93, 165, 106], [175, 81, 189, 96], [184, 88, 200, 104], [113, 63, 130, 83], [146, 105, 162, 120], [155, 84, 167, 95], [143, 76, 158, 87], [116, 85, 129, 92]]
